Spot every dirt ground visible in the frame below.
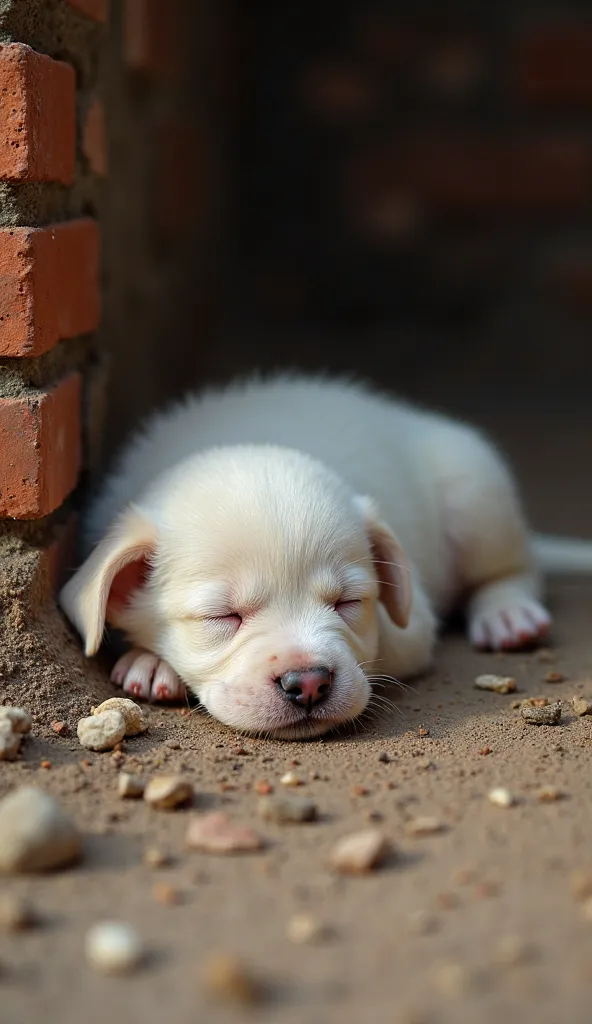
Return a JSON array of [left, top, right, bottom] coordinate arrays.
[[2, 410, 592, 1024]]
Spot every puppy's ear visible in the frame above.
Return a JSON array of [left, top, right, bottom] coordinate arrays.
[[355, 496, 412, 628], [59, 505, 157, 657]]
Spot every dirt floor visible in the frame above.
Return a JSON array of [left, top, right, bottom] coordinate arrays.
[[2, 410, 592, 1024]]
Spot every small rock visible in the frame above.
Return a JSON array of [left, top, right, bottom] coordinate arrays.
[[254, 780, 273, 795], [351, 784, 369, 797], [572, 696, 592, 717], [570, 869, 592, 902], [520, 701, 562, 726], [286, 913, 331, 944], [488, 787, 515, 808], [537, 785, 564, 803], [258, 794, 317, 824], [329, 828, 391, 875], [0, 787, 82, 873], [185, 812, 264, 854], [0, 720, 22, 761], [143, 775, 192, 810], [378, 751, 390, 763], [164, 739, 180, 750], [77, 710, 126, 751], [520, 696, 549, 708], [544, 671, 565, 684], [91, 698, 148, 736], [405, 816, 446, 838], [433, 960, 471, 997], [152, 883, 182, 905], [416, 757, 435, 771], [417, 726, 430, 737], [474, 674, 516, 694], [50, 720, 68, 736], [0, 894, 36, 930], [407, 909, 439, 935], [203, 953, 263, 1005], [85, 921, 143, 975], [117, 773, 145, 799], [0, 707, 32, 733], [143, 846, 171, 869], [280, 771, 303, 787], [494, 935, 535, 966]]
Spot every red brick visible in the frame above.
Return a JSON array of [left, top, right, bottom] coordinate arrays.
[[83, 98, 107, 176], [124, 0, 181, 76], [350, 135, 592, 218], [0, 219, 100, 358], [0, 374, 82, 519], [66, 0, 108, 22], [0, 43, 75, 184], [517, 25, 592, 107]]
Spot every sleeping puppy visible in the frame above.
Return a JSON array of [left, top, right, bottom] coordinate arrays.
[[60, 376, 592, 739]]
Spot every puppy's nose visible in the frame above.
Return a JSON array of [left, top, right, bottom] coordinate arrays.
[[278, 667, 332, 707]]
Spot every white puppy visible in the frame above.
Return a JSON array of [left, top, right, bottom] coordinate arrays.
[[60, 376, 592, 739]]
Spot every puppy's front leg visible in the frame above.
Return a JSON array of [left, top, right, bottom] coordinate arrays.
[[111, 648, 186, 703], [375, 582, 438, 681]]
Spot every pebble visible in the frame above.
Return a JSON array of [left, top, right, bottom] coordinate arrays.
[[330, 829, 391, 874], [152, 883, 182, 905], [407, 909, 439, 935], [572, 696, 592, 717], [258, 793, 317, 824], [143, 846, 171, 869], [50, 720, 68, 735], [0, 894, 36, 930], [0, 787, 82, 873], [544, 671, 565, 684], [185, 812, 264, 854], [378, 751, 390, 763], [143, 775, 193, 810], [203, 953, 263, 1005], [537, 785, 564, 803], [117, 773, 145, 799], [433, 960, 471, 997], [91, 698, 148, 736], [570, 869, 592, 901], [494, 935, 535, 966], [0, 720, 22, 761], [474, 674, 516, 694], [77, 710, 126, 751], [280, 771, 303, 787], [405, 816, 446, 837], [520, 701, 562, 726], [488, 787, 515, 808], [0, 707, 32, 733], [286, 913, 331, 944], [85, 921, 143, 975]]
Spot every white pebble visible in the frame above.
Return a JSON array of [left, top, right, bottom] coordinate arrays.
[[118, 773, 145, 799], [0, 707, 32, 733], [474, 674, 516, 694], [0, 787, 82, 873], [92, 698, 148, 736], [330, 829, 391, 874], [143, 775, 193, 810], [280, 771, 303, 787], [85, 921, 143, 974], [405, 816, 446, 837], [286, 913, 330, 944], [0, 893, 36, 930], [77, 710, 126, 752], [488, 787, 515, 808], [0, 719, 22, 761]]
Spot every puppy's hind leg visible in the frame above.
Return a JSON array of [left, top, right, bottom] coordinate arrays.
[[433, 423, 550, 651]]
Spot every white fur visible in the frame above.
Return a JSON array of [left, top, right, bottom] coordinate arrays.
[[60, 375, 591, 738]]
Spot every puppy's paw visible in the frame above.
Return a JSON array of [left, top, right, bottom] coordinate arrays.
[[469, 599, 551, 651], [111, 648, 186, 702]]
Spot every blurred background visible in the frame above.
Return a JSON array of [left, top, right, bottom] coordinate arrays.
[[102, 0, 592, 535]]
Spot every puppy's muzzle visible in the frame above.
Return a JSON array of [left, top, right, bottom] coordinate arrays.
[[277, 667, 333, 710]]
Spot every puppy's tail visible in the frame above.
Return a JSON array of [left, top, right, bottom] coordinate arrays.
[[532, 534, 592, 574]]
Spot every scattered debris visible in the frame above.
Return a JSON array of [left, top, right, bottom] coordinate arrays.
[[118, 773, 146, 799], [0, 707, 32, 761], [186, 812, 264, 854], [258, 794, 317, 824], [416, 758, 435, 771], [50, 720, 68, 735], [494, 935, 535, 966], [0, 894, 37, 930], [544, 671, 565, 684], [433, 960, 471, 997], [488, 787, 515, 808], [537, 785, 564, 803], [143, 775, 192, 810], [474, 674, 516, 694], [479, 746, 492, 756], [152, 883, 182, 905], [351, 784, 369, 797], [286, 913, 331, 944], [40, 760, 51, 770], [417, 726, 430, 737], [0, 787, 82, 873], [518, 697, 549, 709], [520, 701, 562, 726], [330, 829, 391, 874], [203, 953, 264, 1005], [280, 771, 303, 787], [570, 869, 592, 902], [91, 698, 148, 736], [254, 780, 273, 795], [405, 816, 446, 838], [143, 846, 171, 869], [572, 696, 592, 717], [85, 921, 143, 975], [77, 710, 126, 752], [378, 751, 390, 763]]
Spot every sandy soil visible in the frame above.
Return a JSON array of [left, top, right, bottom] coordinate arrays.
[[2, 405, 592, 1024], [2, 558, 592, 1024]]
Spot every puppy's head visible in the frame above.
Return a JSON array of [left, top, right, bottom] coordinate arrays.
[[60, 447, 411, 739]]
